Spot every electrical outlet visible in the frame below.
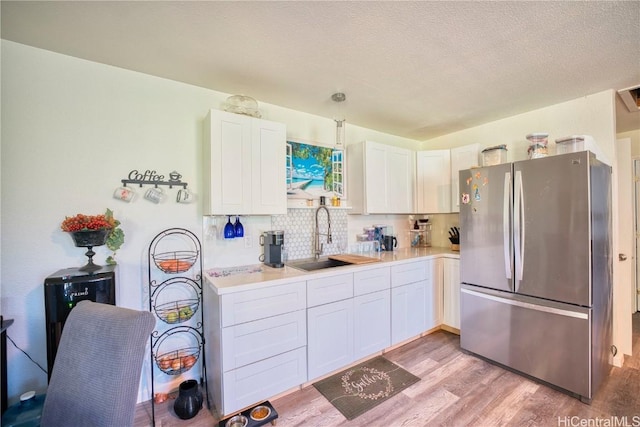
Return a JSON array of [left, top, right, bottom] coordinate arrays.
[[244, 236, 252, 248]]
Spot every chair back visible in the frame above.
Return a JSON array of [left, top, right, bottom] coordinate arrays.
[[41, 300, 155, 427]]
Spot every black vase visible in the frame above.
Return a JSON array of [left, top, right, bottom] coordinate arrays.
[[173, 380, 203, 420]]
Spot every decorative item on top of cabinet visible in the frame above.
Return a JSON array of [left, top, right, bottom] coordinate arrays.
[[148, 228, 209, 426]]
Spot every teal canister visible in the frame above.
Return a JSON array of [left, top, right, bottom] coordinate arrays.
[[2, 391, 45, 427]]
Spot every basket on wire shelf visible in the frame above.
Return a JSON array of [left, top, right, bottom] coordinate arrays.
[[154, 299, 199, 324], [152, 251, 198, 274], [154, 346, 200, 375]]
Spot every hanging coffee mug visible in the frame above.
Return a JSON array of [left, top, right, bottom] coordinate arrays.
[[113, 186, 136, 202], [176, 188, 193, 204], [144, 187, 165, 204]]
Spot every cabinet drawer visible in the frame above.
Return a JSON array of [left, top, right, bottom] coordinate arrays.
[[307, 273, 353, 307], [353, 267, 390, 296], [222, 346, 307, 416], [222, 310, 306, 371], [221, 281, 306, 327], [391, 261, 428, 287]]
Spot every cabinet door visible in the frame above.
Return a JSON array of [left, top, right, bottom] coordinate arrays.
[[251, 118, 287, 214], [364, 142, 388, 213], [354, 290, 390, 359], [307, 299, 354, 380], [443, 258, 461, 330], [426, 259, 443, 330], [450, 144, 479, 213], [386, 145, 415, 213], [416, 150, 451, 213], [205, 110, 252, 214], [391, 280, 426, 344]]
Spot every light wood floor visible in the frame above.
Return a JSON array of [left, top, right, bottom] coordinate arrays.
[[135, 313, 640, 426]]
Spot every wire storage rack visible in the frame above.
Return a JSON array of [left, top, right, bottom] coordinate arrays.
[[148, 228, 209, 425]]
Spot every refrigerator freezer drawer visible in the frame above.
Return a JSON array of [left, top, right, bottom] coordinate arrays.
[[460, 286, 591, 399]]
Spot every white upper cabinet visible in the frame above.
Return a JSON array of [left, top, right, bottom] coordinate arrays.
[[416, 150, 451, 213], [348, 141, 415, 214], [204, 109, 287, 215], [450, 144, 479, 213]]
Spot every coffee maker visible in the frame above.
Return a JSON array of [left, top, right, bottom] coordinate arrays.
[[261, 230, 285, 268]]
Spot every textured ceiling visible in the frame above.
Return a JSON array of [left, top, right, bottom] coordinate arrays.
[[2, 1, 639, 140]]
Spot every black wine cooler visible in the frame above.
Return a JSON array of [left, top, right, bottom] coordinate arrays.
[[44, 265, 116, 379]]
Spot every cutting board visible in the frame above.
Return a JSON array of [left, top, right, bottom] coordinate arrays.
[[328, 254, 382, 265]]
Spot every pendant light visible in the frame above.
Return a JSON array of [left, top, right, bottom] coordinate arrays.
[[332, 92, 346, 148]]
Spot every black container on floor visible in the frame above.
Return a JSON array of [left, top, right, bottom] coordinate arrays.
[[174, 380, 203, 420]]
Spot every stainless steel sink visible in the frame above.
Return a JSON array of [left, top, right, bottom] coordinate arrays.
[[286, 258, 353, 272]]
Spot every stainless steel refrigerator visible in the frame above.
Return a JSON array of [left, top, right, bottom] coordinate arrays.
[[459, 151, 612, 403]]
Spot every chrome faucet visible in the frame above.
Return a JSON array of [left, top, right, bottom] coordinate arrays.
[[314, 206, 332, 260]]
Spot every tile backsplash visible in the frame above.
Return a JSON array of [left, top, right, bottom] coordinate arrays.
[[272, 208, 348, 260], [202, 210, 459, 269]]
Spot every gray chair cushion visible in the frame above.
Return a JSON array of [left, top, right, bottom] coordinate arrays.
[[41, 300, 155, 427]]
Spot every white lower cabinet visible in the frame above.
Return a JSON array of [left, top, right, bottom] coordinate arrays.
[[307, 268, 392, 380], [353, 267, 391, 359], [443, 258, 461, 330], [391, 280, 427, 344], [204, 280, 307, 416], [206, 256, 457, 416], [390, 261, 429, 344], [307, 298, 354, 380], [222, 347, 307, 413]]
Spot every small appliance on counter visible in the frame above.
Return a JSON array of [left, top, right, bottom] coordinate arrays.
[[260, 230, 285, 268], [410, 219, 432, 247]]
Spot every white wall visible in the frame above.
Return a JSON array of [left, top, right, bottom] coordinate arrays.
[[619, 129, 640, 157], [423, 90, 617, 165], [0, 40, 421, 404], [421, 90, 633, 365]]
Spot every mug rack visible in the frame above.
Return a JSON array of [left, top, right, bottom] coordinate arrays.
[[120, 169, 189, 189]]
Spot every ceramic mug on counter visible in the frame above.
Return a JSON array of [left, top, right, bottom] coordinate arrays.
[[382, 235, 398, 251]]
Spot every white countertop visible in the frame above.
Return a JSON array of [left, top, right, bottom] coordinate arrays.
[[204, 247, 459, 295]]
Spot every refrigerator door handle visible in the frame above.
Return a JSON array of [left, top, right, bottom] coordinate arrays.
[[461, 288, 588, 320], [514, 170, 524, 287], [503, 171, 512, 279]]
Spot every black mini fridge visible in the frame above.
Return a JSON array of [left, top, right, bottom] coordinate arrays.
[[44, 265, 116, 380]]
